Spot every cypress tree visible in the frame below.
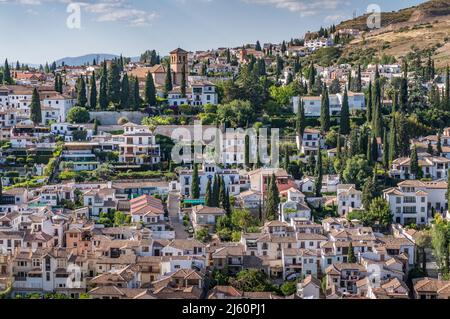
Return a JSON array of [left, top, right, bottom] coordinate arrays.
[[89, 72, 97, 110], [181, 62, 187, 98], [191, 164, 200, 199], [340, 88, 350, 135], [383, 130, 389, 169], [255, 40, 262, 51], [366, 80, 373, 123], [219, 176, 226, 210], [224, 188, 231, 216], [264, 174, 280, 221], [437, 133, 443, 155], [347, 71, 352, 91], [308, 61, 315, 94], [348, 242, 357, 263], [164, 61, 173, 95], [320, 85, 330, 132], [98, 63, 108, 110], [397, 114, 410, 157], [205, 179, 212, 207], [134, 77, 141, 110], [411, 145, 420, 179], [315, 151, 323, 197], [400, 60, 409, 112], [296, 100, 306, 136], [427, 141, 434, 156], [371, 135, 378, 163], [445, 65, 450, 111], [356, 64, 362, 92], [284, 146, 289, 171], [362, 174, 376, 210], [389, 113, 397, 163], [30, 88, 42, 125], [107, 61, 121, 105], [212, 174, 220, 207], [144, 72, 156, 106], [54, 74, 60, 93], [77, 76, 87, 107], [3, 59, 12, 84], [120, 73, 130, 110], [93, 119, 98, 136]]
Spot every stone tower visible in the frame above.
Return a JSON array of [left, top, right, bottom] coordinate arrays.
[[170, 48, 188, 86]]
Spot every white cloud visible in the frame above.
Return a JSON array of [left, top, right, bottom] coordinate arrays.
[[242, 0, 349, 16], [324, 14, 349, 24], [0, 0, 158, 27]]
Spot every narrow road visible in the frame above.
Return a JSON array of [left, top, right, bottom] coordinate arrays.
[[168, 191, 190, 239]]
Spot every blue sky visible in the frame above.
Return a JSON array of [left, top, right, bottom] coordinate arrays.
[[0, 0, 426, 64]]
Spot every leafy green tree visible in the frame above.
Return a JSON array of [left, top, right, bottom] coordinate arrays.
[[431, 215, 449, 276], [144, 72, 157, 106], [365, 197, 393, 231], [195, 227, 211, 243], [231, 209, 254, 232], [114, 211, 128, 226], [231, 269, 272, 292], [191, 164, 200, 199], [67, 107, 90, 124], [342, 155, 371, 189], [30, 88, 42, 125], [280, 281, 297, 296], [415, 230, 431, 274], [217, 100, 253, 127]]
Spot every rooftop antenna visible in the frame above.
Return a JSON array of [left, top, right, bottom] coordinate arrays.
[[353, 10, 357, 19]]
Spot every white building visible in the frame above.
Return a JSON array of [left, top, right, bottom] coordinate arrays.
[[296, 128, 322, 158], [167, 81, 219, 107], [383, 180, 448, 225], [178, 163, 240, 197], [337, 184, 363, 216], [390, 153, 450, 180], [118, 123, 161, 166]]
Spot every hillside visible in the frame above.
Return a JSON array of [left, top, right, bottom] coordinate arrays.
[[338, 0, 450, 68], [55, 53, 120, 66], [337, 0, 450, 31]]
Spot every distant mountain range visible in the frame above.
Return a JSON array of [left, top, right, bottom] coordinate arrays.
[[55, 54, 140, 66]]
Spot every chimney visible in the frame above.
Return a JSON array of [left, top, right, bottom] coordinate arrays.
[[380, 254, 385, 262]]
